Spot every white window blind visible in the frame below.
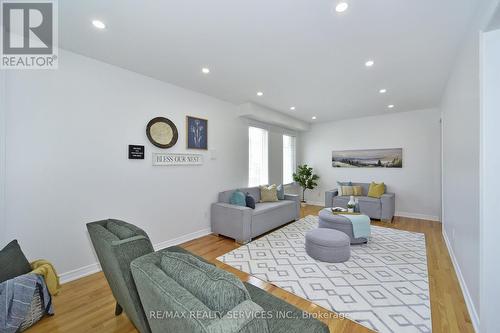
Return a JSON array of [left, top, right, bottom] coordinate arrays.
[[283, 134, 296, 184], [248, 126, 269, 187]]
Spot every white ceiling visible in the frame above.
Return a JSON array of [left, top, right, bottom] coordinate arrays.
[[59, 0, 479, 123]]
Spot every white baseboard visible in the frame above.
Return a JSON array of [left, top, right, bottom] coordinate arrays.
[[395, 211, 441, 222], [442, 229, 479, 332], [59, 262, 101, 284], [153, 228, 211, 251], [59, 228, 212, 284]]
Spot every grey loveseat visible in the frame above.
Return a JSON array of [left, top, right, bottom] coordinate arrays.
[[211, 187, 300, 244], [131, 250, 329, 333], [325, 182, 395, 222]]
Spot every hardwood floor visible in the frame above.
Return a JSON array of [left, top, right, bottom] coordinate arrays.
[[28, 205, 473, 333]]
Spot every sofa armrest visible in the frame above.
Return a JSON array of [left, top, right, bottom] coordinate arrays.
[[207, 300, 269, 333], [211, 203, 252, 243], [284, 194, 300, 220], [380, 192, 395, 221], [325, 189, 339, 208]]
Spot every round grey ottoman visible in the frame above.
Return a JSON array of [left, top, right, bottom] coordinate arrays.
[[305, 228, 350, 263], [318, 208, 368, 244]]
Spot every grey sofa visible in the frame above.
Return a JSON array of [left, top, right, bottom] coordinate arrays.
[[131, 250, 329, 333], [86, 219, 200, 333], [211, 186, 300, 244], [325, 182, 395, 222]]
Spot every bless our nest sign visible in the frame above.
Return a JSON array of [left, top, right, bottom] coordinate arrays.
[[153, 153, 203, 166]]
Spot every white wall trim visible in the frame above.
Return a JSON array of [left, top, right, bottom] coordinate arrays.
[[59, 262, 102, 284], [59, 228, 212, 284], [153, 228, 211, 251], [442, 228, 479, 332], [395, 211, 441, 222]]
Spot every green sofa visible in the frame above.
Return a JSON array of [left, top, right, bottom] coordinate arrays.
[[86, 219, 198, 333], [131, 250, 329, 333], [87, 219, 329, 333]]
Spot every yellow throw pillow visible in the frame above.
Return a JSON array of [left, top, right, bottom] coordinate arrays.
[[352, 186, 363, 196], [341, 186, 354, 196], [260, 185, 278, 202], [368, 182, 385, 198]]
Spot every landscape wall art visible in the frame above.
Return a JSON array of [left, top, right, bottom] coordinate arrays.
[[332, 148, 403, 168]]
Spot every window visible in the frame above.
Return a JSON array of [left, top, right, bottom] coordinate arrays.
[[248, 127, 269, 187], [283, 134, 296, 184]]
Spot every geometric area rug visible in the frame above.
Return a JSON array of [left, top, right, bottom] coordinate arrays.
[[217, 215, 431, 333]]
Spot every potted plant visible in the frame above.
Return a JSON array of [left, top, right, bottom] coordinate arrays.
[[292, 164, 319, 206]]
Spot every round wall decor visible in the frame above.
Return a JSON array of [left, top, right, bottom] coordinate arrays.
[[146, 117, 178, 148]]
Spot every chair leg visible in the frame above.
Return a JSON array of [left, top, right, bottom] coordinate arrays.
[[115, 303, 123, 316]]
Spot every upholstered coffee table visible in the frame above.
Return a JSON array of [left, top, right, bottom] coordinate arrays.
[[305, 228, 350, 263], [318, 208, 369, 244]]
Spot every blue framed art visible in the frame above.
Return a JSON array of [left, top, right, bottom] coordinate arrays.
[[186, 116, 208, 150]]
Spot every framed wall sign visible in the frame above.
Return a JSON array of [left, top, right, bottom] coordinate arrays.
[[128, 145, 145, 159], [186, 116, 208, 150], [146, 117, 178, 148], [153, 153, 203, 166]]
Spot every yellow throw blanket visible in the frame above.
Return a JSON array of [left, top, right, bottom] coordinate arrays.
[[30, 260, 61, 296]]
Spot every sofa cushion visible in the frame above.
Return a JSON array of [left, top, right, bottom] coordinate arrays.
[[245, 193, 256, 209], [260, 185, 278, 202], [253, 200, 295, 216], [337, 181, 352, 196], [161, 252, 250, 316], [0, 240, 32, 283], [276, 184, 285, 200], [230, 190, 246, 207], [106, 221, 136, 239], [340, 185, 354, 196], [219, 187, 261, 204], [368, 182, 386, 198], [352, 185, 363, 196]]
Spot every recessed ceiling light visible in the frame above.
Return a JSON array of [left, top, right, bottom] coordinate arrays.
[[312, 116, 317, 120], [256, 91, 264, 97], [379, 89, 387, 94], [290, 106, 296, 111], [365, 60, 375, 67], [201, 67, 210, 74], [92, 20, 106, 29], [388, 104, 395, 109], [335, 2, 349, 13]]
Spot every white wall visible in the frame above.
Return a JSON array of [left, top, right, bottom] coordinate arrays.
[[3, 50, 253, 279], [300, 108, 442, 220], [439, 2, 500, 329], [480, 27, 500, 333]]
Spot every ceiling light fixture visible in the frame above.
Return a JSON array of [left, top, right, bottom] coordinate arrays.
[[335, 2, 349, 13], [365, 60, 375, 67], [379, 89, 387, 94], [256, 91, 264, 97], [201, 67, 210, 74], [388, 104, 395, 109], [312, 116, 317, 120], [92, 20, 106, 29], [290, 106, 296, 111]]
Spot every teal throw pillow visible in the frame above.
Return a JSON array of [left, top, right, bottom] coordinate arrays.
[[230, 190, 246, 207]]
